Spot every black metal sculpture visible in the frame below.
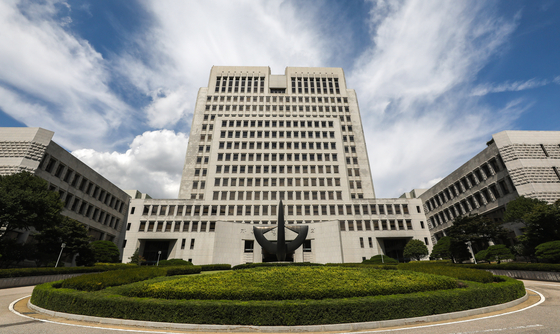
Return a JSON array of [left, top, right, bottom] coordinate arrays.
[[253, 200, 308, 261]]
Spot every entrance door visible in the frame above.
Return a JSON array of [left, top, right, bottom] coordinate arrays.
[[143, 240, 170, 265]]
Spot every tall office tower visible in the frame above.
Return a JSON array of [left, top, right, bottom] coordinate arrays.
[[124, 67, 432, 265], [179, 66, 375, 207]]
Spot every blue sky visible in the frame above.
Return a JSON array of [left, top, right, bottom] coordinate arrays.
[[0, 0, 559, 199]]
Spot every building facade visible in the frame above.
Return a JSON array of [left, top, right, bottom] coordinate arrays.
[[419, 131, 560, 244], [123, 66, 432, 265], [0, 127, 130, 249]]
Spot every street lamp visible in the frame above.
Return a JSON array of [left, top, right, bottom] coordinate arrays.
[[55, 243, 66, 267], [156, 250, 162, 266]]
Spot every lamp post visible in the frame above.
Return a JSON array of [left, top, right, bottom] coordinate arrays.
[[55, 243, 66, 267], [156, 251, 162, 266]]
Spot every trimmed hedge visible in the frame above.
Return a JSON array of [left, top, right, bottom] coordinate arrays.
[[326, 263, 397, 270], [398, 262, 494, 283], [200, 264, 231, 271], [463, 262, 560, 272], [31, 276, 525, 326], [363, 255, 399, 265], [123, 267, 458, 301], [232, 262, 323, 270], [55, 266, 202, 291], [157, 259, 193, 266], [0, 264, 136, 279]]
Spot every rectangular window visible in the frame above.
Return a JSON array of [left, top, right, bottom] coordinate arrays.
[[181, 238, 186, 250], [190, 239, 195, 250], [244, 240, 254, 253], [360, 237, 364, 248]]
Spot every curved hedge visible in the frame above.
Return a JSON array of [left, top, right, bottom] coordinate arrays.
[[123, 267, 458, 301], [0, 264, 136, 279], [54, 266, 201, 291], [31, 276, 525, 326], [398, 262, 494, 283], [232, 262, 322, 270]]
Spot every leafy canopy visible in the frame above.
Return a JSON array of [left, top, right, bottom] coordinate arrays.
[[34, 217, 92, 266], [90, 240, 120, 263], [403, 239, 429, 261], [0, 171, 63, 235], [535, 240, 560, 263], [445, 214, 508, 246]]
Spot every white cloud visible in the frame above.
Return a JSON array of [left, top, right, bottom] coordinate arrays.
[[72, 130, 188, 199], [114, 0, 333, 129], [348, 0, 520, 197], [0, 0, 133, 151], [471, 78, 551, 96]]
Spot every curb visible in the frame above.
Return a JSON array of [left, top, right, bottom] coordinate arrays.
[[28, 292, 529, 332]]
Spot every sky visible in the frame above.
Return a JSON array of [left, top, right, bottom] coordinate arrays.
[[0, 0, 559, 199]]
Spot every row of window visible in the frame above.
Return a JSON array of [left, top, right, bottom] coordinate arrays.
[[40, 155, 126, 213], [63, 193, 121, 230], [213, 164, 341, 174], [140, 203, 414, 217], [216, 142, 337, 152], [202, 114, 353, 124], [208, 95, 348, 105], [291, 76, 340, 94], [429, 178, 514, 228], [425, 156, 504, 212], [137, 220, 216, 233], [207, 104, 350, 112], [218, 130, 338, 139], [341, 219, 423, 231], [211, 190, 344, 201], [212, 177, 343, 188], [216, 153, 339, 164]]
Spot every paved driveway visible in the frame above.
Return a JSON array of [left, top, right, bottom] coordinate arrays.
[[2, 280, 559, 333]]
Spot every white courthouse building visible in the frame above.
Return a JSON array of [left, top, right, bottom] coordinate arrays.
[[122, 66, 432, 265]]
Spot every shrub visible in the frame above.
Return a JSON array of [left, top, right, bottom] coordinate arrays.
[[535, 241, 560, 263], [398, 262, 494, 283], [463, 262, 560, 272], [475, 250, 489, 263], [55, 267, 168, 291], [232, 262, 323, 270], [165, 266, 202, 276], [363, 255, 398, 264], [90, 241, 120, 263], [124, 267, 458, 301], [326, 263, 397, 270], [158, 259, 192, 266], [200, 264, 231, 271], [485, 245, 514, 264], [31, 276, 525, 326], [0, 264, 136, 279], [404, 239, 429, 261]]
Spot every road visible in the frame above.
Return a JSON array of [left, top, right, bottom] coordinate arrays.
[[2, 280, 559, 333]]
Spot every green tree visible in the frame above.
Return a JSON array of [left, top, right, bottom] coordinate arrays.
[[34, 217, 92, 266], [0, 239, 36, 268], [475, 249, 488, 263], [90, 240, 120, 263], [0, 171, 63, 239], [445, 214, 508, 249], [535, 240, 560, 263], [503, 196, 547, 224], [129, 248, 146, 265], [403, 239, 429, 261], [430, 237, 452, 260], [485, 244, 514, 264], [517, 202, 560, 256], [431, 237, 472, 263]]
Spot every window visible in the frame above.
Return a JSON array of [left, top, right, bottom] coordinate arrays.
[[181, 238, 186, 249], [368, 237, 373, 248], [303, 240, 312, 252], [244, 240, 254, 253], [360, 237, 364, 248], [190, 239, 195, 250]]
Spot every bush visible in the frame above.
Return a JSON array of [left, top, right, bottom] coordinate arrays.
[[398, 262, 494, 283], [55, 267, 168, 291], [166, 266, 202, 276], [31, 276, 525, 326], [0, 264, 136, 279], [486, 245, 514, 264], [90, 241, 120, 263], [404, 239, 429, 261], [535, 241, 560, 263], [464, 262, 560, 272], [475, 250, 489, 263], [363, 255, 398, 264], [232, 262, 323, 270], [124, 267, 458, 301], [158, 259, 192, 266], [325, 263, 397, 270], [200, 264, 231, 271]]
